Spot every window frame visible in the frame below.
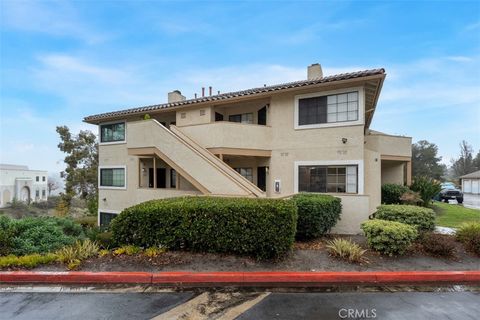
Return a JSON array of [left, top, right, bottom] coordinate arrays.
[[99, 120, 127, 145], [98, 165, 127, 190], [229, 113, 254, 124], [294, 160, 364, 195], [234, 167, 254, 182], [294, 87, 364, 130], [98, 210, 120, 228]]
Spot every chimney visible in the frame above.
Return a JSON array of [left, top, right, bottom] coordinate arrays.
[[209, 86, 212, 96], [307, 63, 323, 80], [168, 90, 186, 103]]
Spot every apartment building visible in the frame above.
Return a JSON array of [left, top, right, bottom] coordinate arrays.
[[84, 64, 412, 233], [0, 164, 48, 208]]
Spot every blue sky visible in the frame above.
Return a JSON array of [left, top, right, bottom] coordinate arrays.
[[0, 0, 479, 174]]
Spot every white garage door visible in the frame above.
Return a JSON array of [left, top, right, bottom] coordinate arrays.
[[472, 180, 480, 194], [463, 179, 472, 193]]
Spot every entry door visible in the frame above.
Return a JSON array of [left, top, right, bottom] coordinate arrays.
[[258, 107, 267, 125], [148, 168, 167, 188], [257, 166, 267, 191]]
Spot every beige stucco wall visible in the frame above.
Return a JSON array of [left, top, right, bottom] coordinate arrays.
[[176, 106, 214, 126], [365, 132, 412, 157], [178, 122, 272, 150], [381, 161, 405, 185], [330, 195, 370, 234], [364, 148, 381, 213]]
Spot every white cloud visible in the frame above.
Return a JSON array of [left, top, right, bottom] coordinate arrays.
[[1, 0, 107, 44]]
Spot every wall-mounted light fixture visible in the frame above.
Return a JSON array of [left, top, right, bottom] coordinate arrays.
[[342, 138, 348, 144], [102, 198, 107, 202], [265, 166, 269, 174]]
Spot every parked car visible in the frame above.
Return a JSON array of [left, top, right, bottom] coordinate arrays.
[[438, 184, 463, 204]]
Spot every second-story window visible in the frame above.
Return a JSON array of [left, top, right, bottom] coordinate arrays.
[[229, 113, 253, 124], [298, 91, 358, 126], [100, 122, 125, 143]]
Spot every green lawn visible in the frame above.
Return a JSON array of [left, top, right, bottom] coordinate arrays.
[[433, 201, 480, 228]]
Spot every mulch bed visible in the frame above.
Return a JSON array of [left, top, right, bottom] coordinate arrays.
[[3, 235, 479, 273]]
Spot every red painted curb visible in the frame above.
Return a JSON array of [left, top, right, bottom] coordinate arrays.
[[1, 271, 479, 286]]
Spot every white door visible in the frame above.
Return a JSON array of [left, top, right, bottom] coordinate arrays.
[[463, 179, 472, 193], [472, 180, 480, 194]]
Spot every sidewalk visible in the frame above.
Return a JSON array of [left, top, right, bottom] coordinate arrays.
[[1, 271, 479, 287]]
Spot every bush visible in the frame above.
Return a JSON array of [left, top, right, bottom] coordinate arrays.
[[410, 176, 442, 207], [56, 240, 100, 268], [361, 219, 418, 256], [456, 222, 480, 244], [0, 253, 58, 269], [374, 204, 435, 232], [421, 233, 456, 257], [456, 222, 480, 255], [381, 184, 410, 204], [144, 246, 167, 258], [113, 245, 141, 256], [292, 193, 341, 240], [0, 216, 84, 255], [75, 216, 97, 229], [399, 190, 423, 206], [325, 238, 367, 263], [86, 227, 113, 249], [111, 196, 298, 260]]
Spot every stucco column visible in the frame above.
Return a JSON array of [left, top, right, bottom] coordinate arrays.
[[406, 160, 412, 186]]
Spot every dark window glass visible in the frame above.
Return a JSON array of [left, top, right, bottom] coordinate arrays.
[[299, 165, 357, 193], [36, 176, 39, 182], [35, 190, 40, 197], [170, 169, 177, 188], [234, 168, 253, 182], [229, 113, 253, 124], [42, 176, 46, 182], [100, 168, 125, 187], [100, 122, 125, 143], [299, 92, 358, 126], [100, 212, 117, 227], [42, 190, 46, 197], [298, 96, 327, 125]]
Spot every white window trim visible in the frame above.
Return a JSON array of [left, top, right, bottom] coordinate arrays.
[[97, 209, 120, 227], [294, 160, 364, 195], [98, 165, 127, 190], [99, 120, 127, 145], [294, 86, 365, 130]]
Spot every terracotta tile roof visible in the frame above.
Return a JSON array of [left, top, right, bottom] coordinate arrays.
[[84, 68, 385, 123]]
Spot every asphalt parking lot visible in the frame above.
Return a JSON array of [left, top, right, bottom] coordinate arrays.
[[0, 288, 479, 320]]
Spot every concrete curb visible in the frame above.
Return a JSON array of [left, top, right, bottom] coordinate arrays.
[[1, 271, 479, 287]]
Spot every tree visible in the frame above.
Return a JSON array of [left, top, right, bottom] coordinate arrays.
[[47, 176, 60, 196], [473, 150, 480, 172], [451, 140, 475, 178], [411, 140, 446, 180], [56, 126, 98, 212]]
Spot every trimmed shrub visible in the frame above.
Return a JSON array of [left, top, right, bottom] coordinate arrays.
[[399, 190, 423, 206], [111, 197, 298, 260], [374, 204, 435, 232], [361, 219, 418, 256], [456, 222, 480, 244], [456, 222, 480, 255], [381, 184, 409, 205], [410, 176, 442, 207], [0, 253, 58, 269], [325, 238, 367, 263], [0, 216, 84, 256], [421, 233, 456, 257], [292, 193, 341, 240]]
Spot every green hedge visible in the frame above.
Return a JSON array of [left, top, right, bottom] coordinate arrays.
[[361, 219, 418, 256], [374, 204, 435, 232], [111, 197, 298, 259], [292, 193, 341, 240], [381, 184, 410, 204], [0, 216, 84, 256]]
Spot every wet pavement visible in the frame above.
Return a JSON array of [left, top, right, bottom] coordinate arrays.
[[0, 287, 479, 320]]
